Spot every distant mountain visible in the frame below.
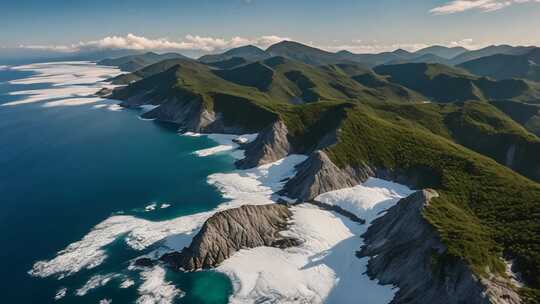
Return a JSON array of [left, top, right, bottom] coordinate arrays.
[[458, 48, 540, 82], [449, 45, 535, 65], [336, 49, 419, 67], [205, 57, 248, 69], [266, 41, 345, 66], [198, 45, 269, 63], [374, 62, 540, 103], [414, 45, 468, 59], [98, 52, 191, 72], [385, 53, 451, 65], [108, 58, 196, 84]]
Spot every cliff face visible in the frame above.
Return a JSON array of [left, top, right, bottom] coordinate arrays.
[[114, 89, 247, 134], [235, 121, 293, 169], [280, 150, 373, 201], [359, 189, 521, 304], [161, 204, 300, 271]]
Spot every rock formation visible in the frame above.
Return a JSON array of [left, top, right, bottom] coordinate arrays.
[[235, 121, 293, 169], [359, 189, 521, 304], [280, 150, 373, 201], [160, 204, 300, 271]]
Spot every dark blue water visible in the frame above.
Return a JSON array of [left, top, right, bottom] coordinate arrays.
[[0, 67, 233, 303]]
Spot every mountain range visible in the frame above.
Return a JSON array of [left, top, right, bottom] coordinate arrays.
[[99, 40, 540, 303]]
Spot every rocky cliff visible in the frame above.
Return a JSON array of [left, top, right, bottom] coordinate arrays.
[[359, 189, 521, 304], [280, 150, 373, 201], [235, 120, 293, 169], [160, 204, 300, 271]]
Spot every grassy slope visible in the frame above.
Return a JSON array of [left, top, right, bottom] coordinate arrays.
[[321, 102, 540, 301], [491, 100, 540, 136], [365, 101, 540, 182]]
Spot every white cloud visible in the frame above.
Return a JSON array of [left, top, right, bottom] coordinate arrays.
[[430, 0, 540, 15], [16, 33, 290, 54]]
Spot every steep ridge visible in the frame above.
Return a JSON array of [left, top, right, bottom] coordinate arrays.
[[280, 150, 372, 201], [458, 48, 540, 82], [374, 63, 540, 103], [360, 189, 521, 304], [235, 120, 293, 169], [491, 100, 540, 136], [160, 204, 299, 271], [449, 45, 536, 65]]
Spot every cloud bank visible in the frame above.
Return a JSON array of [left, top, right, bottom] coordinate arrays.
[[430, 0, 540, 15], [320, 38, 481, 53], [18, 34, 289, 54]]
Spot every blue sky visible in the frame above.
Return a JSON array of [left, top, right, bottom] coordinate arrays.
[[1, 0, 539, 55]]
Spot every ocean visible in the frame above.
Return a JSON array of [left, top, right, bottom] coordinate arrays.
[[0, 62, 234, 303]]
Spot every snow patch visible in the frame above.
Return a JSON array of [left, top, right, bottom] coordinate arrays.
[[217, 179, 413, 303], [107, 104, 123, 111], [120, 278, 135, 289], [315, 177, 413, 221], [136, 266, 183, 304], [1, 62, 120, 108], [54, 287, 67, 301], [76, 273, 121, 296], [191, 133, 257, 159], [29, 155, 304, 279]]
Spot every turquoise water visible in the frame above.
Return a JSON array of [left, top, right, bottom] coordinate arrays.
[[0, 66, 233, 303]]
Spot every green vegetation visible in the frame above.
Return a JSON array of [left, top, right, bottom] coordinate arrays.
[[318, 102, 540, 301], [375, 62, 540, 103], [491, 100, 540, 136]]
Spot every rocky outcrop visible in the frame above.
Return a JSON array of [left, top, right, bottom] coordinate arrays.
[[359, 189, 521, 304], [279, 150, 373, 201], [235, 121, 293, 169], [160, 204, 300, 271]]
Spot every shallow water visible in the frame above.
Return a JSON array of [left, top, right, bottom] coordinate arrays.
[[0, 63, 233, 303]]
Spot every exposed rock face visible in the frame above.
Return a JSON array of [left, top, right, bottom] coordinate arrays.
[[117, 93, 246, 134], [235, 121, 293, 169], [359, 189, 521, 304], [161, 204, 300, 271], [280, 150, 373, 201]]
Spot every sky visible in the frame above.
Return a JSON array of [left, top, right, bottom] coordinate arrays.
[[0, 0, 539, 57]]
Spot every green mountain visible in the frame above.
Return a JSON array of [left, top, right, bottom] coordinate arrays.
[[112, 56, 425, 105], [414, 45, 468, 59], [385, 53, 451, 65], [198, 45, 269, 63], [108, 58, 196, 84], [266, 40, 345, 65], [449, 45, 536, 65], [98, 52, 191, 72], [374, 62, 540, 103], [335, 49, 417, 67], [458, 48, 540, 82]]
